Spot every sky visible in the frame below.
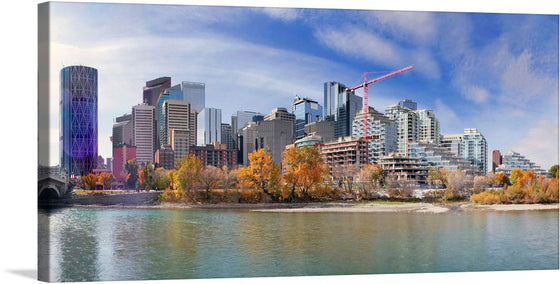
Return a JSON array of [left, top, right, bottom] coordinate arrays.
[[42, 1, 559, 170]]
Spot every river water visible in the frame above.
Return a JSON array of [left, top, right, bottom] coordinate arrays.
[[38, 206, 559, 282]]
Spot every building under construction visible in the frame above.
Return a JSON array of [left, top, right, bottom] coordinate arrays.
[[321, 136, 368, 176]]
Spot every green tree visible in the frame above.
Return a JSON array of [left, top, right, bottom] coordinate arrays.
[[549, 165, 559, 178], [509, 168, 523, 186]]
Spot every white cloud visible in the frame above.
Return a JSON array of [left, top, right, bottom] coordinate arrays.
[[463, 85, 489, 104], [369, 10, 438, 45], [257, 7, 302, 22], [510, 119, 559, 169]]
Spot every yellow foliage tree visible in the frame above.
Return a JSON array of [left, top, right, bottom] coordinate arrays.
[[238, 149, 281, 202], [173, 154, 202, 200], [80, 173, 98, 190], [98, 172, 115, 190]]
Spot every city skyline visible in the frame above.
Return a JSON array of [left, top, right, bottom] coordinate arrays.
[[44, 2, 559, 170]]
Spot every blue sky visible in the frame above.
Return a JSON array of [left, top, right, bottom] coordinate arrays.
[[45, 1, 559, 170]]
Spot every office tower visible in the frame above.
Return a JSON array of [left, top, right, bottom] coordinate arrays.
[[162, 99, 190, 146], [181, 81, 205, 113], [156, 84, 183, 148], [60, 65, 98, 176], [112, 114, 133, 148], [351, 106, 398, 164], [237, 122, 259, 166], [197, 108, 222, 146], [143, 77, 171, 107], [415, 109, 440, 144], [304, 120, 335, 143], [459, 128, 488, 175], [492, 150, 502, 173], [132, 104, 156, 165], [231, 110, 264, 133], [221, 123, 235, 150], [257, 108, 295, 165], [385, 103, 419, 153], [292, 95, 323, 139], [323, 81, 362, 138]]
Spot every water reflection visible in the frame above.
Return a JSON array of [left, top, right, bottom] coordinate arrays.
[[38, 208, 559, 282]]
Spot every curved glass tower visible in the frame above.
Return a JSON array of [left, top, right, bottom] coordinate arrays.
[[60, 65, 98, 176]]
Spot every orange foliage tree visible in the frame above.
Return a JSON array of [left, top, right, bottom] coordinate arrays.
[[98, 172, 115, 190], [80, 173, 98, 190], [282, 145, 329, 201], [238, 149, 281, 201], [138, 169, 146, 189]]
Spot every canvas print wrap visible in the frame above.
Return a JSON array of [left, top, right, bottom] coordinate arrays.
[[38, 1, 559, 282]]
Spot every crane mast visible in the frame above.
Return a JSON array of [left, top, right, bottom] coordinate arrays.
[[346, 64, 414, 141]]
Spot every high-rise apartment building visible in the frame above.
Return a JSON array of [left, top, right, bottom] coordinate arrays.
[[292, 95, 323, 139], [441, 134, 463, 157], [60, 65, 98, 176], [324, 81, 362, 138], [197, 108, 222, 146], [459, 128, 488, 175], [181, 81, 205, 113], [351, 107, 398, 164], [408, 141, 479, 175], [415, 109, 440, 144], [321, 137, 369, 176], [132, 104, 156, 165], [495, 150, 549, 177], [189, 142, 237, 169], [385, 102, 419, 153]]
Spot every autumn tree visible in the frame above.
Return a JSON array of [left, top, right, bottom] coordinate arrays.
[[427, 167, 447, 188], [491, 172, 509, 186], [80, 173, 98, 190], [221, 165, 239, 193], [98, 172, 115, 190], [124, 159, 139, 189], [359, 164, 383, 191], [199, 166, 225, 199], [509, 168, 523, 186], [138, 169, 146, 190], [282, 146, 328, 201], [238, 149, 282, 202], [151, 167, 169, 190], [174, 154, 202, 200]]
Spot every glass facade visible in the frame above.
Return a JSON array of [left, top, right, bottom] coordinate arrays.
[[324, 82, 362, 138], [60, 65, 98, 176], [182, 81, 205, 113], [292, 96, 323, 139]]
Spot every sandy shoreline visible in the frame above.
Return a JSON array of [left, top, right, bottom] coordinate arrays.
[[61, 201, 559, 214]]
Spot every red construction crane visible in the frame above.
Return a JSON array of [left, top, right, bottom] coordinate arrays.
[[346, 64, 414, 141]]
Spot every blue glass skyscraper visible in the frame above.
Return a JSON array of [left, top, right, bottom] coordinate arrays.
[[324, 81, 362, 138], [60, 65, 98, 176], [292, 95, 323, 139]]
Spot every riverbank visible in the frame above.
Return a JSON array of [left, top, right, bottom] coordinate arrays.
[[58, 200, 558, 214]]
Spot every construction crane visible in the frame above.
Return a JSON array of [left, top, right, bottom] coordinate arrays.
[[346, 64, 414, 141]]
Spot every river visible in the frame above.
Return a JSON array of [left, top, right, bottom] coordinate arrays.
[[38, 206, 559, 282]]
